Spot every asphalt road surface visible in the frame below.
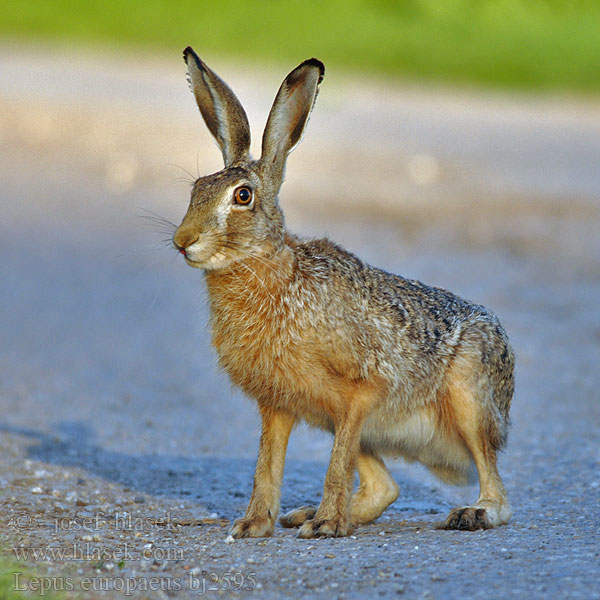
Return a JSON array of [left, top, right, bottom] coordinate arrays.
[[1, 46, 599, 599]]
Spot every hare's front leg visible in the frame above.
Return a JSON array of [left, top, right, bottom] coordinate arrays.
[[297, 406, 365, 539], [231, 408, 295, 538]]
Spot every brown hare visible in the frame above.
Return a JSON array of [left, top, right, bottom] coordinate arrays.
[[173, 47, 514, 538]]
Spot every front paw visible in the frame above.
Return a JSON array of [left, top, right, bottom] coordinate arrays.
[[297, 517, 353, 539], [230, 516, 274, 539]]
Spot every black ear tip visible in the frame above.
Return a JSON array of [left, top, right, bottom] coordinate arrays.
[[300, 58, 325, 83], [183, 46, 201, 67]]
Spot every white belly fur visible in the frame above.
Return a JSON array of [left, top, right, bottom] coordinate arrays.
[[361, 403, 474, 483]]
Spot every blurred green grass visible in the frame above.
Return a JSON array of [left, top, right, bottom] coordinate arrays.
[[2, 0, 600, 91], [0, 557, 68, 599]]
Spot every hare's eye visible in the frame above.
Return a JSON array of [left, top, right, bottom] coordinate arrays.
[[233, 186, 253, 205]]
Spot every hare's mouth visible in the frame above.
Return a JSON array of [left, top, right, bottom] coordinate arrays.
[[183, 256, 204, 267], [184, 250, 230, 270]]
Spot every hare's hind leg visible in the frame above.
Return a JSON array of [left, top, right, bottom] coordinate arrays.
[[441, 380, 511, 530], [279, 505, 318, 528], [280, 451, 398, 528], [350, 452, 399, 525]]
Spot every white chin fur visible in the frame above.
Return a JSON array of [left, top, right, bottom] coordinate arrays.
[[185, 250, 229, 270]]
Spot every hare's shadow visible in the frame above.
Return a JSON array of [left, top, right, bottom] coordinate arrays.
[[2, 421, 450, 519], [1, 421, 326, 518]]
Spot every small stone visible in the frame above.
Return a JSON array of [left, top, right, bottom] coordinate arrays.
[[325, 553, 335, 559], [134, 496, 145, 504], [140, 559, 152, 571], [224, 535, 235, 544], [31, 486, 43, 494]]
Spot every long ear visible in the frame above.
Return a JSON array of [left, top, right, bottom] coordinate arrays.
[[260, 58, 324, 179], [183, 47, 251, 167]]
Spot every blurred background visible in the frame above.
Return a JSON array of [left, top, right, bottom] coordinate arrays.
[[1, 2, 600, 597], [3, 0, 600, 259], [4, 0, 600, 89]]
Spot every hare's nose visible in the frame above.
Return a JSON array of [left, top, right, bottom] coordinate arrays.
[[172, 239, 187, 255], [173, 228, 199, 255]]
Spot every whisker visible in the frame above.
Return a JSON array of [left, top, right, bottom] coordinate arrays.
[[236, 260, 276, 303], [239, 254, 281, 280], [138, 208, 179, 242], [138, 214, 173, 226], [145, 225, 177, 238], [170, 176, 195, 187], [146, 283, 163, 315], [166, 163, 197, 183], [138, 207, 179, 229], [138, 222, 176, 234], [218, 240, 282, 278]]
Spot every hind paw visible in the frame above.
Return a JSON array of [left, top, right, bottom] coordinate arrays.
[[297, 517, 353, 539], [441, 507, 492, 531], [279, 506, 317, 528]]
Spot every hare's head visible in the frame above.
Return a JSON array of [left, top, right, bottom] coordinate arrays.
[[173, 47, 324, 270]]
